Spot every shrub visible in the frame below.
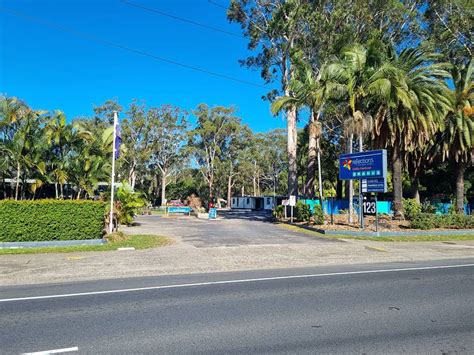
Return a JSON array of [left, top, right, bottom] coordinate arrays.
[[421, 200, 436, 214], [273, 205, 285, 219], [295, 201, 312, 222], [410, 212, 474, 230], [410, 213, 436, 230], [403, 198, 421, 221], [0, 199, 106, 242], [114, 182, 146, 226], [313, 204, 324, 225]]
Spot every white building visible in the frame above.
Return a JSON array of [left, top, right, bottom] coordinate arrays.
[[230, 196, 275, 210]]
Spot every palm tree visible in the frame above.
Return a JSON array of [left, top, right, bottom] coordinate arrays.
[[371, 47, 451, 218], [271, 61, 345, 200], [434, 59, 473, 212]]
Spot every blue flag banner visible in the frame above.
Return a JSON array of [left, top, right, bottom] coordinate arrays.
[[114, 119, 121, 159]]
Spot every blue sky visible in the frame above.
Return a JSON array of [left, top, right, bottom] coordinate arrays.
[[0, 0, 295, 132]]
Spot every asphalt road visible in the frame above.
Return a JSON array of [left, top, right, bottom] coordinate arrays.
[[124, 210, 339, 247], [1, 259, 473, 354]]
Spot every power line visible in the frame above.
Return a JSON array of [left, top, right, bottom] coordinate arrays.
[[207, 0, 228, 10], [121, 0, 239, 38], [0, 6, 265, 89]]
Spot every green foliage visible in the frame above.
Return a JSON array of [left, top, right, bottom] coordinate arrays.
[[0, 199, 105, 242], [115, 181, 146, 225], [410, 213, 474, 230], [403, 198, 422, 221], [313, 204, 325, 225], [273, 205, 285, 219], [421, 200, 437, 214], [295, 201, 312, 222]]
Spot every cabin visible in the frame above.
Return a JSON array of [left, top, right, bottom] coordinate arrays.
[[230, 196, 275, 210]]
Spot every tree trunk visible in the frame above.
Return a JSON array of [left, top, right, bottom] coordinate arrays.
[[15, 162, 20, 200], [55, 182, 59, 199], [60, 183, 64, 199], [306, 112, 317, 199], [76, 188, 82, 200], [317, 137, 323, 201], [412, 177, 420, 204], [253, 161, 257, 196], [161, 170, 167, 206], [392, 145, 404, 219], [287, 106, 298, 197], [455, 162, 465, 213], [227, 176, 232, 209], [347, 135, 354, 223]]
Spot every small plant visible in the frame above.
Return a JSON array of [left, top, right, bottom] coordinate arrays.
[[410, 213, 436, 230], [295, 201, 312, 222], [113, 181, 146, 226], [420, 200, 436, 214], [312, 204, 324, 225], [274, 205, 285, 219], [403, 198, 421, 221], [410, 213, 474, 229]]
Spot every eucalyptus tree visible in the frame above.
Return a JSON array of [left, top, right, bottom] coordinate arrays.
[[371, 47, 451, 218], [228, 0, 313, 196], [188, 104, 242, 203], [146, 105, 188, 206]]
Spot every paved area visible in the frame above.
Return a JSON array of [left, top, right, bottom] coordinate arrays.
[[124, 210, 339, 247], [0, 211, 473, 286]]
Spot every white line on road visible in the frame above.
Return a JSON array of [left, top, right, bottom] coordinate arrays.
[[22, 346, 78, 354], [2, 263, 473, 303]]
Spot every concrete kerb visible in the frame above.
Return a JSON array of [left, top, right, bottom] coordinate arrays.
[[289, 223, 474, 237], [0, 239, 106, 249]]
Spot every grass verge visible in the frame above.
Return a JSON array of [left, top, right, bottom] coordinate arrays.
[[0, 234, 172, 255], [278, 223, 474, 242]]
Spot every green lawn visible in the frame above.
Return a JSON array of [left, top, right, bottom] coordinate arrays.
[[278, 223, 474, 242], [0, 234, 172, 255]]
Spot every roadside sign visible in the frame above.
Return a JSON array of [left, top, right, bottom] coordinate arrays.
[[363, 199, 377, 215], [289, 195, 296, 207], [339, 149, 387, 180], [209, 208, 217, 219], [361, 178, 387, 193]]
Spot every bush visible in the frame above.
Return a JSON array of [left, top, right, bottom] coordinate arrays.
[[0, 199, 106, 242], [273, 205, 285, 219], [421, 200, 436, 214], [403, 198, 421, 221], [313, 204, 324, 225], [295, 201, 312, 222], [410, 212, 474, 230], [410, 213, 437, 230]]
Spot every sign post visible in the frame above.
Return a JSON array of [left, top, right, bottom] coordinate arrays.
[[289, 195, 296, 224], [339, 149, 387, 229]]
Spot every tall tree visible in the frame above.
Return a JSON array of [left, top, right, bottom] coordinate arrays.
[[147, 105, 188, 205], [189, 104, 241, 203], [372, 47, 451, 218]]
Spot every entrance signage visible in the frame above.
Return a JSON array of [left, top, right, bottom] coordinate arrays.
[[339, 150, 387, 180], [361, 178, 387, 193], [363, 199, 377, 215], [289, 195, 296, 207]]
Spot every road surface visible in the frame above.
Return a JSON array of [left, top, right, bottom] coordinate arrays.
[[1, 259, 473, 354]]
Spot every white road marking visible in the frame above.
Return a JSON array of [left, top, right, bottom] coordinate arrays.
[[2, 263, 473, 303], [22, 346, 78, 354]]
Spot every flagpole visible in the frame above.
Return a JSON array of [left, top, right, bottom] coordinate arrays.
[[108, 111, 118, 234]]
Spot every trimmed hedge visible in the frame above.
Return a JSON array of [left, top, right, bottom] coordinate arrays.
[[410, 213, 474, 230], [0, 200, 106, 242]]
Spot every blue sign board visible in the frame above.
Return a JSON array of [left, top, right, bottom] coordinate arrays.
[[339, 149, 387, 180], [361, 178, 387, 193], [209, 208, 217, 219], [168, 206, 191, 214]]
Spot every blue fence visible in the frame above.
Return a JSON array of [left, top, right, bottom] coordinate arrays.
[[300, 199, 471, 215]]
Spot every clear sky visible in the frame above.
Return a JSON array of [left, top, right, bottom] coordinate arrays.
[[0, 0, 296, 132]]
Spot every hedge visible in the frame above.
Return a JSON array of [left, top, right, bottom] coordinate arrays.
[[0, 200, 106, 242], [410, 213, 474, 230]]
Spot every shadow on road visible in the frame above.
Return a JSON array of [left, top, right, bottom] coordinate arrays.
[[218, 209, 275, 222]]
